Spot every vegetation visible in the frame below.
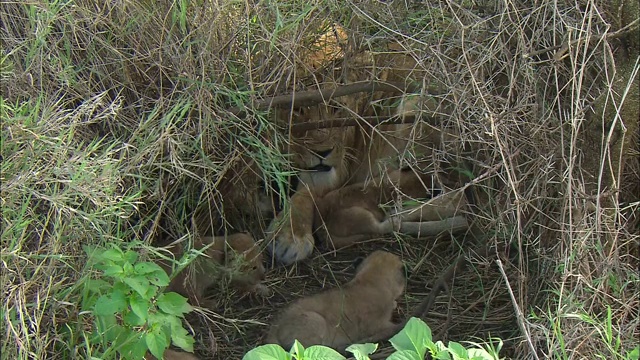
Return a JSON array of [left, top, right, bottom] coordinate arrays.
[[244, 318, 502, 360], [1, 0, 638, 359]]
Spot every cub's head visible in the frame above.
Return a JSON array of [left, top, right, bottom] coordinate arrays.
[[206, 233, 269, 295], [224, 234, 269, 294], [284, 105, 356, 194], [352, 250, 406, 298]]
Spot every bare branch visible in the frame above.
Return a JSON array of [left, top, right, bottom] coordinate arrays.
[[228, 81, 419, 116]]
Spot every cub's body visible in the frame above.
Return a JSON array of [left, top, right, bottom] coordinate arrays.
[[265, 251, 405, 351]]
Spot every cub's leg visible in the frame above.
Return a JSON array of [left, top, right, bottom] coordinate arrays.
[[267, 188, 315, 265]]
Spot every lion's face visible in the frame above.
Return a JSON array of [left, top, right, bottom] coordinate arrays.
[[287, 106, 355, 195]]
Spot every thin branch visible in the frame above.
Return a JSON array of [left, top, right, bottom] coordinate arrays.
[[524, 18, 639, 59], [496, 259, 540, 360], [288, 115, 425, 132], [228, 81, 419, 116]]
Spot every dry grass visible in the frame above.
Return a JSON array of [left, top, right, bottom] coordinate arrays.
[[1, 0, 638, 359]]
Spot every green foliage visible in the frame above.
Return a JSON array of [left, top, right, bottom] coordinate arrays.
[[81, 243, 195, 360], [242, 318, 501, 360]]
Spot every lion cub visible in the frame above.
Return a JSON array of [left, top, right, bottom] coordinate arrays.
[[162, 233, 269, 306], [313, 169, 469, 249], [265, 251, 405, 351]]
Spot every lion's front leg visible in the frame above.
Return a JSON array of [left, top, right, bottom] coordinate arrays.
[[267, 187, 316, 265]]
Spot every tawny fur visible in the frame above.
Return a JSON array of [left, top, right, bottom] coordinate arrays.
[[265, 251, 405, 351], [161, 233, 269, 306], [313, 169, 469, 249], [266, 45, 467, 264]]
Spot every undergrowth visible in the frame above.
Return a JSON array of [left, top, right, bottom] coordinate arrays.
[[1, 0, 638, 359]]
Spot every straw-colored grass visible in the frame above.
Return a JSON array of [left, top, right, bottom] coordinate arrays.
[[1, 0, 638, 359]]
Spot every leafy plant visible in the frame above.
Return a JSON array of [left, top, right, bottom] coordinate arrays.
[[80, 243, 195, 359], [242, 317, 501, 360]]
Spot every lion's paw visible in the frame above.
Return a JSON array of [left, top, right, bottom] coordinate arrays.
[[267, 227, 315, 266]]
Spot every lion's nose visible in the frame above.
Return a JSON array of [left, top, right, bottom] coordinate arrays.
[[314, 148, 333, 159]]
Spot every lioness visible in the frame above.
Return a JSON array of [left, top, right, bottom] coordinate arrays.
[[264, 38, 468, 264], [162, 232, 269, 306], [314, 169, 469, 250], [265, 250, 405, 351]]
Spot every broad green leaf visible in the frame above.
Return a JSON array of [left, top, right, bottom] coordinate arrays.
[[124, 250, 139, 264], [305, 345, 346, 359], [94, 291, 126, 316], [123, 262, 134, 275], [100, 248, 124, 262], [136, 262, 170, 286], [122, 275, 151, 298], [467, 348, 496, 360], [386, 350, 422, 360], [389, 317, 431, 358], [346, 343, 378, 360], [431, 341, 451, 360], [171, 325, 195, 353], [103, 264, 124, 277], [145, 327, 170, 360], [243, 344, 291, 360], [118, 338, 148, 360], [123, 308, 145, 327], [157, 292, 192, 316], [627, 347, 639, 360], [85, 278, 110, 293], [94, 314, 120, 343], [448, 342, 468, 359], [135, 261, 164, 275], [289, 340, 305, 358], [129, 292, 150, 322]]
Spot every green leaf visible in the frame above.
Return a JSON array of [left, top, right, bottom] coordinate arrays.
[[304, 345, 346, 359], [124, 250, 139, 264], [135, 261, 164, 275], [290, 340, 305, 358], [123, 308, 145, 327], [129, 292, 151, 322], [430, 341, 451, 360], [243, 344, 291, 360], [448, 342, 468, 359], [386, 350, 422, 360], [103, 264, 124, 277], [627, 346, 639, 360], [122, 275, 152, 298], [346, 343, 378, 360], [157, 292, 192, 316], [467, 348, 496, 360], [145, 327, 170, 360], [119, 338, 148, 360], [101, 248, 124, 263], [170, 325, 195, 353], [94, 314, 121, 343], [94, 291, 126, 316], [85, 278, 110, 293], [389, 317, 431, 358], [136, 262, 170, 286]]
